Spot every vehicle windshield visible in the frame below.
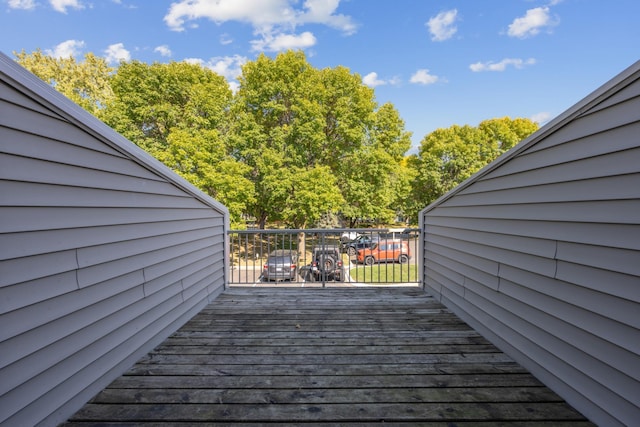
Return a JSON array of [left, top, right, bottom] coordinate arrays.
[[268, 256, 291, 264]]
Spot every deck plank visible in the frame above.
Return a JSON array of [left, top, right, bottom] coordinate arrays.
[[64, 287, 593, 425]]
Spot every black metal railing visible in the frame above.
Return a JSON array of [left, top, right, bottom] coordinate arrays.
[[228, 228, 420, 287]]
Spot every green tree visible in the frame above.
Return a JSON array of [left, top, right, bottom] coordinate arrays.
[[102, 60, 231, 152], [230, 51, 371, 228], [102, 60, 254, 227], [338, 102, 412, 226], [408, 117, 538, 220], [15, 49, 114, 115], [230, 50, 410, 228]]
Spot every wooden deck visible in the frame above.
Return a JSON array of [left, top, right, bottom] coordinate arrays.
[[64, 287, 593, 426]]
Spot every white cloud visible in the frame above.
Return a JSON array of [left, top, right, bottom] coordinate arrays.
[[530, 111, 552, 125], [154, 45, 172, 57], [363, 72, 385, 87], [362, 72, 400, 88], [163, 0, 355, 53], [220, 33, 233, 45], [508, 6, 558, 38], [469, 58, 536, 72], [104, 43, 131, 64], [7, 0, 36, 10], [427, 9, 458, 42], [251, 31, 316, 52], [410, 69, 440, 85], [164, 0, 355, 33], [49, 0, 84, 13], [45, 39, 85, 58], [297, 0, 357, 34]]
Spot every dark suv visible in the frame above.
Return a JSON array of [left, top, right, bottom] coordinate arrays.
[[308, 245, 344, 282], [262, 249, 298, 281], [342, 234, 379, 256]]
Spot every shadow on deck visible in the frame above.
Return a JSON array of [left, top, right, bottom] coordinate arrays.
[[64, 287, 593, 425]]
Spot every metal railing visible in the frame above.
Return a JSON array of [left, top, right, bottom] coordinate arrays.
[[228, 228, 421, 287]]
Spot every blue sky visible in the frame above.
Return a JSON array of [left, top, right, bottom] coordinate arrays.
[[2, 0, 639, 153]]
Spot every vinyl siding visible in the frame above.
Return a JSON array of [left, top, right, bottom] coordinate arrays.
[[420, 60, 640, 427], [0, 54, 229, 426]]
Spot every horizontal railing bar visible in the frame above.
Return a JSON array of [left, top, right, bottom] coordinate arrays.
[[229, 228, 420, 235]]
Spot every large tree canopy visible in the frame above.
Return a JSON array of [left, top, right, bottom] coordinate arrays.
[[15, 49, 113, 115], [15, 49, 538, 227], [100, 60, 254, 227], [407, 116, 538, 220], [229, 51, 403, 228]]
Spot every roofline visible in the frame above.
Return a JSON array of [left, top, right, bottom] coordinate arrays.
[[0, 51, 229, 217], [420, 59, 640, 216]]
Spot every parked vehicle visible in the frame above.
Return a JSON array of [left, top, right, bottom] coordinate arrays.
[[356, 240, 411, 265], [309, 245, 344, 282], [342, 234, 379, 256], [340, 231, 359, 243], [262, 249, 298, 281]]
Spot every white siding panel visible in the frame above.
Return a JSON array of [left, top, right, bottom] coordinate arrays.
[[142, 248, 223, 298], [1, 218, 220, 259], [181, 264, 225, 302], [475, 121, 640, 181], [556, 241, 640, 277], [1, 54, 229, 426], [424, 216, 640, 251], [0, 271, 78, 314], [585, 77, 640, 113], [0, 180, 196, 208], [0, 99, 125, 157], [0, 84, 60, 118], [523, 93, 640, 155], [4, 291, 209, 427], [1, 206, 223, 233], [427, 240, 500, 278], [76, 228, 218, 267], [457, 148, 640, 196], [445, 174, 640, 206], [495, 277, 640, 371], [427, 200, 640, 224], [425, 243, 500, 291], [1, 153, 183, 196], [555, 261, 639, 303], [421, 61, 640, 426], [447, 287, 640, 427], [427, 232, 556, 278], [426, 225, 557, 258], [499, 264, 639, 331], [0, 271, 145, 346], [0, 125, 156, 180], [2, 288, 185, 422], [0, 249, 77, 288]]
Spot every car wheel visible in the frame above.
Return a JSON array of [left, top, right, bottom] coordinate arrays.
[[347, 247, 356, 256], [398, 254, 409, 264], [364, 256, 375, 266]]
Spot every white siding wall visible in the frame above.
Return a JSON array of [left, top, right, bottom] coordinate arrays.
[[421, 62, 640, 427], [0, 54, 229, 426]]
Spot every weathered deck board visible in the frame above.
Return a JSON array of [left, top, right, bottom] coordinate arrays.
[[64, 287, 593, 425]]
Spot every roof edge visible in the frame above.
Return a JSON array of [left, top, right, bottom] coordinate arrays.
[[0, 51, 229, 217], [420, 59, 640, 216]]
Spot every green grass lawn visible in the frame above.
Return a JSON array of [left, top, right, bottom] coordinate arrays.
[[349, 263, 417, 283]]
